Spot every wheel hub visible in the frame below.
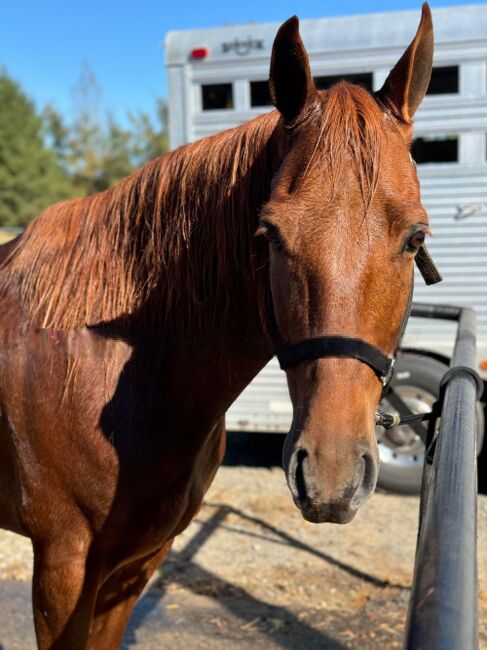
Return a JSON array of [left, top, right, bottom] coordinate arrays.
[[375, 385, 436, 468]]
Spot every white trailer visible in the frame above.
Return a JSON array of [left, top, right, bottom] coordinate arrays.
[[165, 5, 487, 491]]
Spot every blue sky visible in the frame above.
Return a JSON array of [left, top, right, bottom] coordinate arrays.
[[0, 1, 483, 122]]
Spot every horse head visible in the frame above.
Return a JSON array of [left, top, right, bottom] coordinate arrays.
[[261, 5, 434, 523]]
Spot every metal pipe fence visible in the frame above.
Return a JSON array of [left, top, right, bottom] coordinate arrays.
[[404, 303, 481, 650]]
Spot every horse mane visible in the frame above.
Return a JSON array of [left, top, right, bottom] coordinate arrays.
[[1, 112, 279, 332], [0, 82, 385, 334]]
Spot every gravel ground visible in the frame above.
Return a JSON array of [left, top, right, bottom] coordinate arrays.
[[0, 465, 486, 649]]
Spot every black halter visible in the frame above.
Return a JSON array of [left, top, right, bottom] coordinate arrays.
[[277, 335, 396, 387], [273, 245, 442, 387]]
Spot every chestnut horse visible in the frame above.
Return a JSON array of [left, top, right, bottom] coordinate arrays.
[[0, 6, 434, 648]]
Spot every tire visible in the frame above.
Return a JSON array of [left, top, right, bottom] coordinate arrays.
[[376, 353, 484, 495], [478, 408, 487, 494]]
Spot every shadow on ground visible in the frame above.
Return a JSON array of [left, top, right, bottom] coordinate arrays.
[[123, 500, 348, 649], [121, 429, 411, 650]]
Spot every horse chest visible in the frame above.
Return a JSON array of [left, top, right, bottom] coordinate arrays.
[[96, 418, 225, 563]]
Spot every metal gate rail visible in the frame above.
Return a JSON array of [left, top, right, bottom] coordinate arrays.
[[405, 303, 480, 650]]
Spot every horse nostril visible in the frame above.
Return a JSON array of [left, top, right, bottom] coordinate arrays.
[[361, 451, 377, 493], [349, 451, 378, 510], [295, 448, 308, 506]]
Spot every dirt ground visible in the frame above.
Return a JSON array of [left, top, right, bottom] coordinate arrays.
[[0, 462, 486, 649]]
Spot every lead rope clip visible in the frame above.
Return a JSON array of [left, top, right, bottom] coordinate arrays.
[[375, 412, 402, 429]]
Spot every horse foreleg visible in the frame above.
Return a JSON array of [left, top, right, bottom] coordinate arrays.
[[32, 536, 100, 650], [87, 540, 173, 650]]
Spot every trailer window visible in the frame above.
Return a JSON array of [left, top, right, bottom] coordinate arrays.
[[250, 81, 272, 107], [427, 66, 459, 94], [202, 84, 234, 110], [411, 136, 458, 164], [314, 73, 373, 92]]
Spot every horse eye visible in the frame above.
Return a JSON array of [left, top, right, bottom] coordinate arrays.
[[405, 228, 427, 253], [257, 222, 283, 252], [267, 234, 283, 252]]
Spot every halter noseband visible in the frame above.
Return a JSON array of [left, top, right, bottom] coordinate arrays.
[[272, 245, 442, 387], [277, 335, 395, 387]]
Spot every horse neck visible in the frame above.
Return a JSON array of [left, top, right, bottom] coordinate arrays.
[[95, 113, 283, 405]]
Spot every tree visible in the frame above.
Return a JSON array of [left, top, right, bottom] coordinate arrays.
[[0, 71, 74, 227], [43, 103, 70, 166], [97, 114, 134, 190], [0, 64, 171, 227], [65, 62, 106, 195], [62, 63, 169, 195], [128, 98, 169, 167]]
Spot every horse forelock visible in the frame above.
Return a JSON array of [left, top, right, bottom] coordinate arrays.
[[307, 82, 387, 212]]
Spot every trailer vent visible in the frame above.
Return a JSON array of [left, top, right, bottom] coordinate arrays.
[[314, 73, 373, 92], [202, 84, 234, 110], [411, 136, 458, 164], [250, 81, 272, 107], [250, 73, 375, 107], [427, 66, 459, 95]]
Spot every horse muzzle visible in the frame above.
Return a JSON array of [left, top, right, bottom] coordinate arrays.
[[284, 441, 379, 524]]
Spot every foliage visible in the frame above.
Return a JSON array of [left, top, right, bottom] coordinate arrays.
[[45, 63, 170, 196], [0, 72, 74, 227], [128, 99, 169, 168], [0, 65, 169, 227]]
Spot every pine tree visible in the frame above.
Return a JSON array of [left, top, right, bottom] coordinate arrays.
[[0, 71, 74, 227]]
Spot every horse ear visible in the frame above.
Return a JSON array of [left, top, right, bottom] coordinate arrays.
[[377, 3, 434, 121], [269, 16, 317, 122]]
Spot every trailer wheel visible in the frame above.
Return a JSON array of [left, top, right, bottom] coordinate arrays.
[[376, 353, 484, 494]]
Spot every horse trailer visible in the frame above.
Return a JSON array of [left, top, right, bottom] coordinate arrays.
[[165, 4, 487, 492]]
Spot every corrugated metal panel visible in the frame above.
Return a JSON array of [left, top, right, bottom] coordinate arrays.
[[227, 358, 293, 432], [409, 165, 487, 346]]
